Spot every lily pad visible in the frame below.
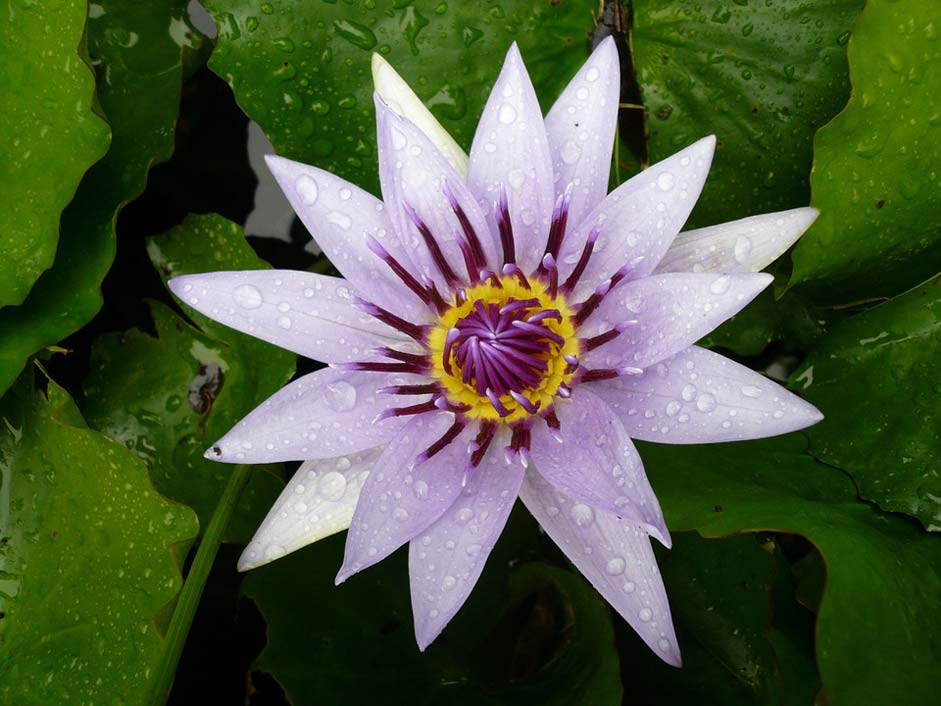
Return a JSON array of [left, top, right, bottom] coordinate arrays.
[[791, 275, 941, 531], [0, 0, 203, 396], [0, 0, 111, 307], [81, 214, 296, 543], [202, 0, 595, 194], [619, 533, 818, 706], [243, 508, 623, 705], [0, 372, 197, 705], [640, 435, 941, 706], [632, 0, 864, 227], [789, 0, 941, 301]]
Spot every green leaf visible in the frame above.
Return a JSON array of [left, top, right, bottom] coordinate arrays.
[[0, 0, 202, 397], [700, 287, 835, 357], [0, 371, 198, 705], [640, 435, 941, 706], [243, 508, 622, 705], [632, 0, 864, 227], [80, 214, 296, 542], [81, 301, 291, 544], [202, 0, 595, 194], [791, 275, 941, 530], [0, 0, 111, 307], [619, 533, 818, 706], [789, 0, 941, 301]]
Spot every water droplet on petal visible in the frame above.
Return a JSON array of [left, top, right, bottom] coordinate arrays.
[[570, 503, 595, 527], [656, 172, 675, 191], [741, 385, 762, 398], [324, 381, 357, 412], [295, 175, 318, 204], [319, 471, 347, 501], [498, 103, 517, 124], [605, 557, 626, 575], [710, 275, 731, 294], [638, 607, 653, 622], [734, 235, 753, 263], [233, 284, 263, 309], [696, 393, 717, 413]]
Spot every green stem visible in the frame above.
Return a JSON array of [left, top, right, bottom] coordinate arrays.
[[147, 464, 251, 706]]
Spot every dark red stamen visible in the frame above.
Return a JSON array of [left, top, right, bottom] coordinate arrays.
[[378, 383, 439, 396], [561, 223, 601, 295], [417, 419, 466, 463], [377, 400, 439, 421], [403, 202, 460, 287], [353, 297, 429, 342], [496, 190, 516, 265], [444, 182, 488, 274], [366, 236, 439, 312], [470, 422, 497, 466]]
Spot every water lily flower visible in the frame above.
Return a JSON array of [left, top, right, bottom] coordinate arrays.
[[169, 38, 822, 665]]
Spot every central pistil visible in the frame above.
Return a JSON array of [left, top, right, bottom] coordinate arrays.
[[428, 276, 578, 423]]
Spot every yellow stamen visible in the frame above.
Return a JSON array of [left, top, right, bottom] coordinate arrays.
[[427, 276, 578, 423]]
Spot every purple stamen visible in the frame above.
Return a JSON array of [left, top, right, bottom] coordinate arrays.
[[366, 235, 438, 311], [443, 181, 488, 273], [377, 383, 439, 396], [496, 189, 516, 265], [562, 223, 602, 294], [417, 419, 465, 464], [470, 422, 496, 466], [541, 253, 559, 298], [353, 297, 429, 342], [377, 400, 439, 421], [403, 201, 460, 287], [502, 263, 531, 290]]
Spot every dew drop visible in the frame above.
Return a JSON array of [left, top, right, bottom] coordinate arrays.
[[638, 607, 653, 622], [233, 284, 263, 309], [560, 139, 581, 164], [696, 393, 717, 413], [413, 480, 429, 499], [570, 503, 595, 527], [442, 575, 457, 591], [295, 175, 318, 205], [319, 471, 347, 501], [741, 385, 762, 398], [733, 235, 752, 263], [605, 557, 626, 575], [656, 172, 675, 191], [623, 581, 636, 593], [681, 384, 697, 402], [277, 315, 292, 329], [392, 507, 409, 521], [498, 103, 517, 124], [324, 381, 357, 412], [709, 275, 731, 295], [586, 67, 600, 82]]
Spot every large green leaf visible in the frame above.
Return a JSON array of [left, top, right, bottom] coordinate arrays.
[[791, 275, 941, 531], [619, 533, 818, 706], [80, 214, 296, 543], [640, 435, 941, 706], [202, 0, 595, 194], [0, 0, 111, 308], [632, 0, 863, 228], [243, 508, 623, 705], [0, 0, 204, 396], [0, 372, 197, 704], [789, 0, 941, 301]]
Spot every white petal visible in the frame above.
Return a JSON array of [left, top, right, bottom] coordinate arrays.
[[545, 36, 620, 225], [520, 471, 681, 666], [467, 43, 555, 274], [587, 345, 823, 443], [237, 449, 380, 571], [655, 208, 820, 275], [371, 53, 468, 178], [265, 155, 430, 322], [207, 368, 427, 463], [168, 270, 414, 363]]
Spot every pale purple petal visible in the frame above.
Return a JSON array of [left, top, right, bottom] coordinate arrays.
[[520, 471, 681, 667], [337, 413, 473, 583], [530, 388, 669, 546], [580, 272, 772, 370], [467, 43, 555, 273], [265, 155, 430, 322], [168, 270, 415, 363], [409, 428, 522, 649], [237, 449, 380, 571], [558, 136, 716, 302], [544, 36, 620, 226], [587, 345, 823, 443], [655, 208, 819, 275], [207, 368, 426, 463], [376, 96, 497, 284]]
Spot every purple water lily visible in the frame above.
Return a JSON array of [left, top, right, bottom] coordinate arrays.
[[169, 38, 822, 665]]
